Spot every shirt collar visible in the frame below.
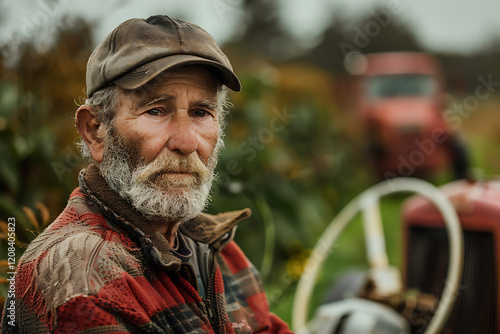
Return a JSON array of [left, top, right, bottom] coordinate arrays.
[[78, 164, 251, 269]]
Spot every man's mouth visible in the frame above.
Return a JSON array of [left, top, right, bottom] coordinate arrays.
[[153, 170, 189, 175], [164, 171, 194, 176], [155, 171, 197, 183]]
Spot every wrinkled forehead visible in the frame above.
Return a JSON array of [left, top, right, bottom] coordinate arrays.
[[125, 65, 220, 101]]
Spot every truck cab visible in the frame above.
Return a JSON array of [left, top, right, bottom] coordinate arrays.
[[354, 52, 467, 180]]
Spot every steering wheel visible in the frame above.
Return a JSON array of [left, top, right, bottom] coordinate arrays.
[[292, 178, 463, 334]]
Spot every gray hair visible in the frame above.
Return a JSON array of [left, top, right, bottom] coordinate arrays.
[[78, 83, 230, 162]]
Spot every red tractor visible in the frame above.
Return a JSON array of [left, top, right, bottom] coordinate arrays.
[[404, 179, 499, 333], [353, 52, 468, 180]]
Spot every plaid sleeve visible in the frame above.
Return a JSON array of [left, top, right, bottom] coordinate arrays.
[[219, 241, 294, 334], [54, 272, 213, 333]]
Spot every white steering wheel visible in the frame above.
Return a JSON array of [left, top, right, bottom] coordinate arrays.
[[292, 178, 463, 334]]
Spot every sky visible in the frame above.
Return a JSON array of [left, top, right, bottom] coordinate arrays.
[[278, 0, 500, 54], [2, 0, 500, 56]]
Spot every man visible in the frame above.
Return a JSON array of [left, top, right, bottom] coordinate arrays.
[[2, 15, 293, 333]]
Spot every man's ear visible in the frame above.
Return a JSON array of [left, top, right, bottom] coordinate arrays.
[[75, 105, 106, 163]]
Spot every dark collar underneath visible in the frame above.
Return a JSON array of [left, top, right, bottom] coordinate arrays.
[[78, 164, 251, 269]]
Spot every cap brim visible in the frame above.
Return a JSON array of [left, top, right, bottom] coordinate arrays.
[[113, 54, 241, 92]]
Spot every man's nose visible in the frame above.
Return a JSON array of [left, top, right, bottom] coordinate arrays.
[[166, 115, 198, 155]]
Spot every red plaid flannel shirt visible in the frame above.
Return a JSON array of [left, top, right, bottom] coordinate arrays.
[[2, 167, 293, 333]]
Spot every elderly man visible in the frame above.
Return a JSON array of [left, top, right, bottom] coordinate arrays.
[[2, 15, 292, 333]]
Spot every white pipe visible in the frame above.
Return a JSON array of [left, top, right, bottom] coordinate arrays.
[[361, 192, 389, 269], [292, 178, 463, 334]]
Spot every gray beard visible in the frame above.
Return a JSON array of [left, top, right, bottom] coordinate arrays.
[[98, 129, 222, 223]]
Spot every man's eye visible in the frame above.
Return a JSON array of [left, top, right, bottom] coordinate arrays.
[[146, 109, 163, 116], [192, 109, 211, 117]]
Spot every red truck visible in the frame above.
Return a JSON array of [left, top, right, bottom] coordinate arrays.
[[354, 52, 468, 180]]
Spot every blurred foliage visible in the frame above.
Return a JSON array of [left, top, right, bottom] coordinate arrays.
[[0, 17, 91, 215], [0, 17, 91, 300]]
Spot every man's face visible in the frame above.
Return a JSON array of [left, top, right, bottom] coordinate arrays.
[[114, 65, 219, 172], [99, 65, 221, 221]]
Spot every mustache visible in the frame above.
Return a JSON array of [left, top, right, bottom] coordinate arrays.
[[133, 152, 210, 185]]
